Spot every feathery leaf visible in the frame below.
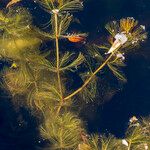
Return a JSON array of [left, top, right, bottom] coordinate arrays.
[[37, 0, 83, 13], [41, 112, 83, 149], [60, 52, 84, 72], [107, 62, 127, 82]]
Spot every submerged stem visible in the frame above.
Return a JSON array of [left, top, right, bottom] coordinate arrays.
[[54, 13, 63, 96], [128, 141, 131, 150], [64, 53, 114, 101], [54, 12, 64, 114]]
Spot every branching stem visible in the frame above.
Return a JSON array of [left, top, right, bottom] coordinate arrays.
[[54, 12, 114, 114], [64, 53, 114, 101]]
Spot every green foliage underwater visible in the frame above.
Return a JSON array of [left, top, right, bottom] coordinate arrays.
[[0, 0, 149, 150]]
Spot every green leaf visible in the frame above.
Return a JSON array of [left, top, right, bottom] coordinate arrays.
[[88, 134, 100, 150], [79, 72, 98, 102], [37, 0, 54, 13], [124, 117, 150, 150], [27, 82, 61, 110], [58, 0, 83, 12], [37, 0, 83, 13], [105, 21, 119, 37], [0, 7, 32, 37], [40, 112, 82, 149], [100, 135, 121, 150], [3, 67, 32, 95], [58, 14, 73, 35], [23, 50, 56, 72], [50, 13, 73, 36], [107, 63, 127, 82], [86, 44, 104, 62], [32, 26, 55, 40], [60, 52, 84, 71]]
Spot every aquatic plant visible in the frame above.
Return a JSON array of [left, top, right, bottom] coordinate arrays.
[[0, 0, 149, 150], [77, 117, 150, 150]]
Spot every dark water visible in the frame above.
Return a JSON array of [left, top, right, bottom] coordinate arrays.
[[80, 0, 150, 137], [0, 0, 150, 149]]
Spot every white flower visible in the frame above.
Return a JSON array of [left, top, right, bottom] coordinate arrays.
[[129, 116, 138, 123], [140, 25, 146, 30], [115, 33, 128, 44], [116, 53, 125, 60], [106, 33, 128, 54], [52, 9, 59, 14], [122, 139, 129, 147], [144, 143, 148, 150]]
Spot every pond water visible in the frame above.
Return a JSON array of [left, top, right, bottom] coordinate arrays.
[[0, 0, 150, 149]]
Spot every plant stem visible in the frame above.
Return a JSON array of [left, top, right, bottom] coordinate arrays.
[[54, 13, 63, 96], [128, 141, 131, 150], [64, 53, 114, 101], [54, 12, 64, 114]]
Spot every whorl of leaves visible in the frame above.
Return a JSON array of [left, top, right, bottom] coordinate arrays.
[[105, 18, 147, 52], [79, 72, 98, 102], [0, 37, 42, 59], [107, 60, 127, 82], [0, 7, 42, 60], [37, 0, 83, 13], [3, 67, 32, 95], [77, 117, 150, 150], [124, 117, 150, 150], [0, 7, 32, 37], [60, 52, 85, 72], [40, 112, 83, 150], [27, 81, 62, 111]]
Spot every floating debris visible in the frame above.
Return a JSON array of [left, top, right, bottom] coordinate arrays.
[[68, 35, 86, 43]]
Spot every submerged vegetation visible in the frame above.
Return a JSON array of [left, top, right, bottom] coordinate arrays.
[[0, 0, 149, 150]]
